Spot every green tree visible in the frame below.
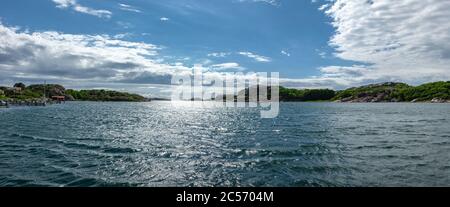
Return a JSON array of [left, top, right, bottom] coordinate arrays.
[[0, 89, 5, 100], [13, 83, 26, 90]]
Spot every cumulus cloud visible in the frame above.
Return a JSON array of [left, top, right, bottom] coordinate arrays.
[[5, 0, 449, 93], [0, 23, 258, 94], [52, 0, 112, 18], [0, 23, 198, 85], [310, 0, 450, 87], [238, 51, 271, 62]]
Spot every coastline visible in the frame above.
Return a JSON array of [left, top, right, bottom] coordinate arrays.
[[2, 98, 450, 109], [2, 81, 450, 106]]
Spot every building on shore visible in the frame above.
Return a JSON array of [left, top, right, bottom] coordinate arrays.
[[51, 96, 65, 103]]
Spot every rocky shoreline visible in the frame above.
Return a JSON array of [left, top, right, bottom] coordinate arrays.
[[330, 82, 450, 103], [0, 98, 66, 108], [334, 97, 450, 103], [2, 81, 450, 106]]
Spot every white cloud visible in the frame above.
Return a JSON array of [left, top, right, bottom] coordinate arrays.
[[52, 0, 112, 18], [318, 4, 330, 11], [238, 51, 271, 62], [210, 62, 245, 71], [281, 50, 290, 57], [118, 3, 142, 13], [208, 51, 273, 62], [113, 33, 132, 39], [207, 52, 231, 58], [304, 0, 450, 88], [0, 23, 256, 92], [0, 23, 194, 85], [315, 49, 327, 59], [52, 0, 73, 8], [200, 58, 213, 65], [237, 0, 280, 6], [160, 17, 170, 21]]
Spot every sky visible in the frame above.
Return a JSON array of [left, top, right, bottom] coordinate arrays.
[[0, 0, 449, 97]]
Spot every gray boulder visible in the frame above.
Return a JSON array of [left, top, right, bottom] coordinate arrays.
[[431, 98, 446, 103], [64, 94, 75, 101]]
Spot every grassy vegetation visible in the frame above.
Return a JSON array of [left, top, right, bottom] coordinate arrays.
[[0, 89, 6, 100], [26, 84, 66, 98], [332, 81, 450, 102], [332, 82, 411, 102], [280, 87, 336, 101], [1, 81, 450, 103], [66, 89, 146, 102], [0, 83, 147, 102], [254, 81, 450, 102], [7, 90, 42, 100], [392, 81, 450, 101], [0, 86, 42, 100]]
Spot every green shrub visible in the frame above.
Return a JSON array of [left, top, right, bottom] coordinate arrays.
[[66, 89, 146, 102]]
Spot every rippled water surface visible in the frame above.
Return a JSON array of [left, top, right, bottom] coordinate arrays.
[[0, 102, 449, 186]]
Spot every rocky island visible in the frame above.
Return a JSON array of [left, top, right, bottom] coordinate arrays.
[[233, 81, 450, 103], [0, 83, 148, 107], [331, 81, 450, 103]]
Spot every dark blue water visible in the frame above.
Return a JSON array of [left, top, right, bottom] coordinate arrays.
[[0, 102, 449, 186]]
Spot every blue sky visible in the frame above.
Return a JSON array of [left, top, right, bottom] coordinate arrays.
[[1, 0, 449, 97], [0, 0, 344, 77]]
